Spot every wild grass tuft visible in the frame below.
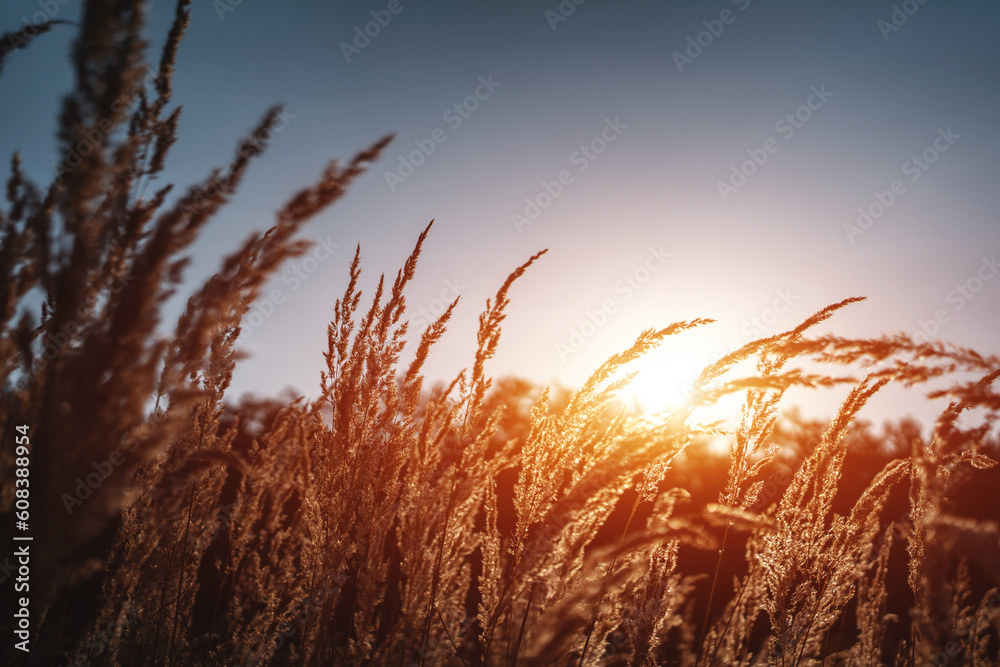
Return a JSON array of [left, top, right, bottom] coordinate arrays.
[[2, 2, 999, 666]]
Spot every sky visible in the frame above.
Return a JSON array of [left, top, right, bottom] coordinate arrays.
[[2, 0, 999, 427]]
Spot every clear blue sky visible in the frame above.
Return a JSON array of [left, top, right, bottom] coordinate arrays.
[[3, 0, 999, 425]]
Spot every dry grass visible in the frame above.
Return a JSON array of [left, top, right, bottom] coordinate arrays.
[[2, 2, 1000, 665]]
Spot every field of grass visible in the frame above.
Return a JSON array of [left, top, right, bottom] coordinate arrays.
[[2, 2, 999, 665]]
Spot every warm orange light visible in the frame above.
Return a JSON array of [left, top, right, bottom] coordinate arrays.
[[625, 344, 716, 415]]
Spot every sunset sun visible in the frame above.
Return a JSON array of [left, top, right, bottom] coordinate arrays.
[[624, 341, 719, 415]]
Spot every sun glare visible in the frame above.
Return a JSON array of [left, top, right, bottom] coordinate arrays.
[[625, 342, 720, 416]]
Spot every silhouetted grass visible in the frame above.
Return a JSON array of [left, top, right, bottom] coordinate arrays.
[[2, 2, 999, 665]]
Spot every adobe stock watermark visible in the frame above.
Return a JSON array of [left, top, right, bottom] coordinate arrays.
[[511, 116, 629, 234], [180, 108, 296, 215], [339, 0, 414, 62], [672, 0, 751, 74], [698, 286, 800, 387], [59, 407, 173, 515], [407, 278, 465, 341], [744, 463, 794, 513], [240, 573, 350, 666], [14, 270, 132, 393], [188, 496, 240, 550], [911, 254, 998, 344], [929, 587, 1000, 666], [544, 0, 587, 31], [213, 0, 245, 21], [877, 0, 931, 41], [717, 85, 834, 202], [383, 75, 502, 192], [60, 397, 202, 515], [66, 601, 139, 666], [242, 235, 341, 339], [555, 245, 671, 362], [52, 65, 158, 180], [4, 0, 75, 57], [843, 126, 959, 244], [738, 288, 799, 340]]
